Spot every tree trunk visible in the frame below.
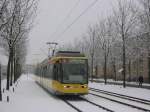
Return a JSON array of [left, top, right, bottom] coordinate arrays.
[[0, 64, 2, 101], [113, 58, 117, 81], [91, 54, 94, 81], [16, 60, 21, 81], [104, 51, 107, 84], [95, 65, 98, 78], [6, 53, 11, 90], [16, 63, 19, 82], [10, 59, 14, 86], [14, 56, 16, 83], [148, 53, 150, 83], [18, 64, 22, 79], [10, 48, 14, 86], [136, 58, 139, 82], [128, 59, 131, 82], [122, 34, 126, 88]]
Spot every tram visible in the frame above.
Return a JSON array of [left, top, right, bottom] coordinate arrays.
[[35, 51, 88, 95]]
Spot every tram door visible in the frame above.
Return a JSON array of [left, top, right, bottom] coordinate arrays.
[[53, 61, 61, 82]]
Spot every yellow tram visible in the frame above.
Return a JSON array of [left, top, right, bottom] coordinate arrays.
[[35, 51, 88, 95]]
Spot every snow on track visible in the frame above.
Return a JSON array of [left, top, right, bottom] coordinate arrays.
[[89, 82, 150, 101], [84, 94, 143, 112], [67, 99, 107, 112], [90, 91, 150, 111]]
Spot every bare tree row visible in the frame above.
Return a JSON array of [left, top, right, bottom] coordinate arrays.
[[62, 0, 150, 86], [0, 0, 37, 101]]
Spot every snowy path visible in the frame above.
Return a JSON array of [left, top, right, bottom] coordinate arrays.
[[0, 75, 76, 112]]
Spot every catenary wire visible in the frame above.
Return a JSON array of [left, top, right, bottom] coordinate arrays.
[[53, 0, 99, 40], [50, 0, 81, 38]]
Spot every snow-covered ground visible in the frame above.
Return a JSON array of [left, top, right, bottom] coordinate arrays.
[[89, 82, 150, 100], [92, 78, 150, 86], [0, 74, 150, 112], [0, 75, 76, 112]]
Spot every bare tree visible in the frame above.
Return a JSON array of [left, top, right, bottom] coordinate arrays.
[[14, 37, 28, 82], [96, 20, 109, 84], [0, 0, 9, 101], [86, 24, 97, 81], [0, 0, 37, 90], [139, 0, 150, 83], [113, 0, 139, 87], [96, 17, 116, 84], [0, 63, 2, 101]]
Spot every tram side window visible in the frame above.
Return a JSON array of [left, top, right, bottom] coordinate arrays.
[[57, 63, 62, 82], [47, 64, 53, 78], [42, 67, 46, 78], [40, 68, 43, 77], [44, 66, 49, 78], [42, 68, 44, 78], [43, 67, 45, 78], [53, 62, 61, 81], [53, 64, 58, 80]]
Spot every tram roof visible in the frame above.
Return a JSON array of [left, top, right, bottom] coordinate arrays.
[[38, 51, 87, 65], [50, 51, 87, 63], [51, 56, 87, 60], [55, 51, 85, 57]]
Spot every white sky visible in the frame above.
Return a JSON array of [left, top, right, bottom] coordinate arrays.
[[26, 0, 117, 64]]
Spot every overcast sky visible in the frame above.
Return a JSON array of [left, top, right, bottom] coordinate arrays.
[[26, 0, 117, 64]]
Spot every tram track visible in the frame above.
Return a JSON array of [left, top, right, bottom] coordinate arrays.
[[61, 96, 114, 112], [90, 87, 150, 105], [62, 99, 83, 112], [80, 97, 114, 112], [89, 90, 150, 112]]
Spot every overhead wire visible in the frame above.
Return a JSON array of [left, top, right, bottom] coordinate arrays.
[[50, 0, 81, 39], [54, 0, 99, 40]]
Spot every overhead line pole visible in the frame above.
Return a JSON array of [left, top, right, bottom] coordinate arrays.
[[46, 42, 58, 57]]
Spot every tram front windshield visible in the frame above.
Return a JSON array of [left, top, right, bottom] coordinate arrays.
[[62, 59, 88, 84]]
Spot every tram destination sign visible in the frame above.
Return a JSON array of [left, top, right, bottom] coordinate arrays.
[[62, 59, 86, 64]]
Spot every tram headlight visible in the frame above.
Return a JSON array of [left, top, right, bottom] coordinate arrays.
[[63, 85, 70, 88], [81, 85, 87, 88]]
